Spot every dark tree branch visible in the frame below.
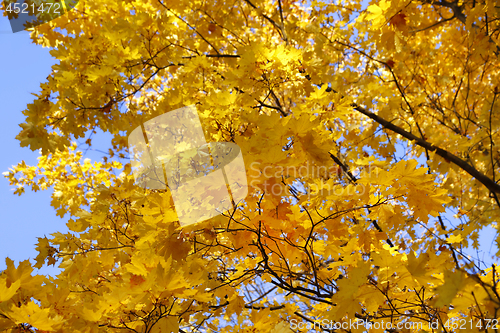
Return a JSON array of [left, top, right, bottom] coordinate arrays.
[[352, 103, 500, 194]]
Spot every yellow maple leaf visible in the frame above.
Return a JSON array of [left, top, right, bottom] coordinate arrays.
[[151, 316, 179, 333], [446, 234, 463, 244], [0, 278, 20, 302], [7, 301, 63, 331], [433, 270, 469, 308], [365, 0, 391, 28]]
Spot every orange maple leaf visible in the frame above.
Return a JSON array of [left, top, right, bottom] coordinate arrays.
[[130, 274, 146, 287], [390, 13, 407, 31]]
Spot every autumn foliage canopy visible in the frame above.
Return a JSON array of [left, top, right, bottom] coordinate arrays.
[[2, 0, 500, 331]]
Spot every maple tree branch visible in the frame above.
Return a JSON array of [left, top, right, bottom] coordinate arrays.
[[157, 0, 221, 55], [328, 153, 358, 183], [487, 92, 500, 208], [328, 152, 395, 248], [269, 89, 287, 116], [252, 220, 335, 303], [242, 0, 286, 41], [409, 15, 456, 33], [199, 9, 248, 46], [182, 54, 241, 59], [256, 100, 287, 116], [245, 285, 278, 305], [277, 0, 289, 45], [427, 0, 467, 23], [437, 215, 461, 269], [207, 299, 284, 311], [352, 104, 500, 195], [245, 304, 285, 310], [313, 37, 499, 198], [421, 0, 500, 55]]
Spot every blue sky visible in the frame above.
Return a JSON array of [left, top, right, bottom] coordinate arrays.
[[0, 15, 67, 275]]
